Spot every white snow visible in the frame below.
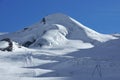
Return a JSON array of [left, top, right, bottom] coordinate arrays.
[[69, 17, 117, 42], [0, 41, 9, 48], [0, 38, 120, 80], [0, 13, 119, 80]]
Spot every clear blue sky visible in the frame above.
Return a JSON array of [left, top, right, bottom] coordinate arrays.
[[0, 0, 120, 34]]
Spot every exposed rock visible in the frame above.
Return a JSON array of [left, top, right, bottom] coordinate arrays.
[[24, 28, 28, 30], [41, 17, 46, 24], [22, 39, 36, 47]]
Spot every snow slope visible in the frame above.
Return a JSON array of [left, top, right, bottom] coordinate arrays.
[[0, 13, 119, 80], [0, 38, 120, 80]]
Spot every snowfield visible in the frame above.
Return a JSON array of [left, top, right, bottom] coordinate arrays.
[[0, 13, 120, 80]]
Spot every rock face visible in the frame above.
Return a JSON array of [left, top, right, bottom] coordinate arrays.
[[0, 38, 13, 51]]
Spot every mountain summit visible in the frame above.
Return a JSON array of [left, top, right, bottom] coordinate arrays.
[[0, 13, 117, 48]]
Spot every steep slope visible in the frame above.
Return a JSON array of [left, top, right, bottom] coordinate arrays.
[[0, 13, 117, 48], [44, 13, 116, 42]]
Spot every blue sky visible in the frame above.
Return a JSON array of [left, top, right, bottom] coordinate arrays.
[[0, 0, 120, 33]]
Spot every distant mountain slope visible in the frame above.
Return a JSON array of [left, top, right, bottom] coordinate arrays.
[[0, 32, 8, 35]]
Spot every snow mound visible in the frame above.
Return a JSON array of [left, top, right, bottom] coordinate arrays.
[[30, 24, 68, 47]]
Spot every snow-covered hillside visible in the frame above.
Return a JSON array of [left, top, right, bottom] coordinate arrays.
[[0, 13, 120, 80]]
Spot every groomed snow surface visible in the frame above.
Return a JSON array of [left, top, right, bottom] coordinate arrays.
[[0, 13, 120, 80]]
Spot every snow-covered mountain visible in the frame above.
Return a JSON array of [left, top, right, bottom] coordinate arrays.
[[0, 13, 120, 80], [0, 13, 117, 48]]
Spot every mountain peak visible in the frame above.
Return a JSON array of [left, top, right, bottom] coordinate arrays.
[[41, 13, 70, 25], [0, 13, 117, 48]]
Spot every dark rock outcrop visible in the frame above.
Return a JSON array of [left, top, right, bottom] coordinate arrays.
[[22, 39, 36, 47]]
